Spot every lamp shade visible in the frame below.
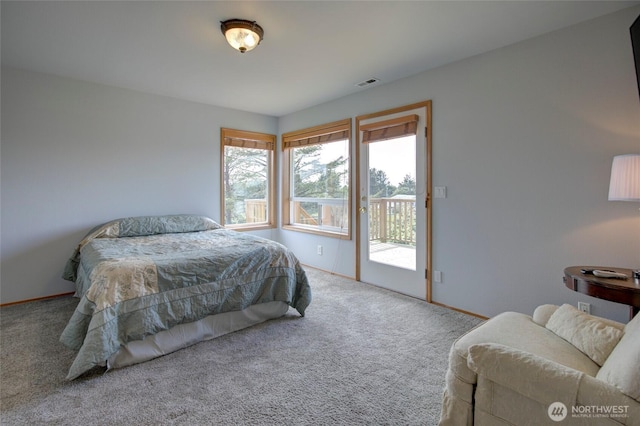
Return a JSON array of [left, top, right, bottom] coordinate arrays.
[[608, 154, 640, 201], [220, 19, 263, 53]]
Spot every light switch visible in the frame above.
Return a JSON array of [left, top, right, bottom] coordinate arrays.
[[434, 186, 447, 199]]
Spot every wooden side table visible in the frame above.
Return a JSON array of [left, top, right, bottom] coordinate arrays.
[[564, 266, 640, 320]]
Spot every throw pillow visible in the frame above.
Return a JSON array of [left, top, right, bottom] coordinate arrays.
[[546, 304, 623, 366], [596, 312, 640, 402]]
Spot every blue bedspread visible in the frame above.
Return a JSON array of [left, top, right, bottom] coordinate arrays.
[[60, 215, 311, 379]]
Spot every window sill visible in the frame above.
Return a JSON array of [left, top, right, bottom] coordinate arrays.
[[282, 224, 351, 240], [224, 223, 275, 232]]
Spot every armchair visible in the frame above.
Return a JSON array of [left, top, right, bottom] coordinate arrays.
[[439, 304, 640, 425]]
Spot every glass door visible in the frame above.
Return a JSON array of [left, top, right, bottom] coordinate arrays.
[[356, 102, 431, 300]]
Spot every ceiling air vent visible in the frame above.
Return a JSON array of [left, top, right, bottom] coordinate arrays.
[[355, 78, 381, 88]]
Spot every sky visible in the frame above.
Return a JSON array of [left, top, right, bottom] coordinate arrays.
[[319, 135, 416, 189], [368, 136, 415, 186]]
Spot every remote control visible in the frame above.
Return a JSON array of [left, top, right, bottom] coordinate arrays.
[[593, 270, 628, 280]]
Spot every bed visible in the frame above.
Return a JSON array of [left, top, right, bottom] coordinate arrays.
[[60, 214, 312, 380]]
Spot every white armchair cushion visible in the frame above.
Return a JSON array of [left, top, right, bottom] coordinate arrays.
[[545, 304, 623, 366], [596, 312, 640, 402], [467, 343, 582, 405]]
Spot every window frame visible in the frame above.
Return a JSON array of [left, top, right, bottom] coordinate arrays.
[[220, 128, 276, 231], [282, 118, 352, 239]]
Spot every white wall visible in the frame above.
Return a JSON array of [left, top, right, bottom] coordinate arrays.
[[278, 6, 640, 322], [0, 67, 277, 303]]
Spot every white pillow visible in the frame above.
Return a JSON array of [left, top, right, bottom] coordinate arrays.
[[545, 304, 623, 366], [596, 312, 640, 402]]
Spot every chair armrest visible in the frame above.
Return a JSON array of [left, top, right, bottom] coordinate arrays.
[[467, 343, 584, 405], [532, 304, 559, 326], [578, 374, 640, 415], [467, 343, 640, 423]]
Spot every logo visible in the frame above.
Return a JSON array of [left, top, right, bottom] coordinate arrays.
[[547, 402, 630, 421], [548, 402, 567, 422]]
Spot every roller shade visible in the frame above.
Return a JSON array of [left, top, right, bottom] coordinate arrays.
[[283, 119, 350, 149], [361, 114, 418, 143], [222, 129, 275, 150]]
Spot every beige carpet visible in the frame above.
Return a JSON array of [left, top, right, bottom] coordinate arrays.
[[0, 267, 482, 425]]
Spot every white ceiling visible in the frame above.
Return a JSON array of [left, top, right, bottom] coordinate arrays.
[[2, 1, 638, 117]]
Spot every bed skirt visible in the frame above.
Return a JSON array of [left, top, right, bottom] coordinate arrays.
[[107, 301, 290, 370]]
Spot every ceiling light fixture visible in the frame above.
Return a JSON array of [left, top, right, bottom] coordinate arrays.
[[220, 19, 264, 53]]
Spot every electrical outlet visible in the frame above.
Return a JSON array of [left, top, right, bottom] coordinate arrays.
[[578, 302, 591, 315], [317, 245, 323, 256]]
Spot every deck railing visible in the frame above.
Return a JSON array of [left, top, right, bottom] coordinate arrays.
[[245, 197, 416, 245], [244, 199, 267, 223], [368, 198, 416, 245]]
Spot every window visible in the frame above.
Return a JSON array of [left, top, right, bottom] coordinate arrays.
[[220, 128, 276, 230], [282, 119, 351, 238]]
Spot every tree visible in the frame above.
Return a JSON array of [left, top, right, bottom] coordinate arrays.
[[321, 156, 349, 198], [291, 143, 349, 226], [293, 146, 348, 199], [292, 145, 323, 198], [393, 174, 416, 196], [223, 146, 268, 224], [369, 168, 396, 197]]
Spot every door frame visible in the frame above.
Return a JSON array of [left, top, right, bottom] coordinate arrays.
[[355, 100, 433, 302]]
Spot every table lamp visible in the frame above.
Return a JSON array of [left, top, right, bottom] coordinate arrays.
[[608, 154, 640, 279], [608, 154, 640, 201]]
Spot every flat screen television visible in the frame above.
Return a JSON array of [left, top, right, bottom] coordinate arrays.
[[631, 14, 640, 99]]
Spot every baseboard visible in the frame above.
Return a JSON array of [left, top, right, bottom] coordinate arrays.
[[430, 301, 489, 320], [0, 292, 75, 308], [300, 264, 356, 281]]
